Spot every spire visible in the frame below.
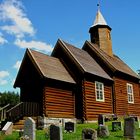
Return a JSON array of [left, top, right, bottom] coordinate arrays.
[[91, 1, 107, 27], [89, 2, 113, 57], [93, 10, 107, 27]]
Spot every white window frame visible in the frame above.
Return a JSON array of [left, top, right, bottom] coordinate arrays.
[[95, 81, 105, 102], [127, 83, 134, 104]]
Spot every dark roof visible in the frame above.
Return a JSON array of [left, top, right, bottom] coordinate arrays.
[[85, 41, 139, 79], [27, 49, 76, 84], [59, 39, 112, 81]]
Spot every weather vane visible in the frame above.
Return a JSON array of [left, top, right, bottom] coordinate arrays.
[[97, 0, 100, 11]]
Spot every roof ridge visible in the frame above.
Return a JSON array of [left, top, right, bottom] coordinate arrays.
[[86, 41, 139, 79], [59, 39, 86, 73], [27, 49, 45, 77], [86, 41, 116, 71]]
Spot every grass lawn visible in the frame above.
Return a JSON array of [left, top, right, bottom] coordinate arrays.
[[0, 121, 140, 140]]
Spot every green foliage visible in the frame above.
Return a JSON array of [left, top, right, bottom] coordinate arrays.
[[0, 91, 20, 107], [1, 122, 140, 140]]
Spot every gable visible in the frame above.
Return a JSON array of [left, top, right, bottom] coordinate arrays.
[[52, 39, 112, 81], [14, 49, 76, 88], [83, 41, 139, 80]]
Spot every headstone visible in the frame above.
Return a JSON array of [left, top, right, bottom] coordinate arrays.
[[82, 128, 97, 140], [124, 117, 135, 139], [50, 124, 62, 140], [24, 117, 36, 140], [64, 122, 75, 133], [112, 121, 122, 131], [37, 116, 44, 130], [97, 125, 109, 137], [98, 114, 104, 126], [112, 114, 118, 121], [2, 122, 13, 135], [130, 116, 138, 121], [138, 117, 140, 129]]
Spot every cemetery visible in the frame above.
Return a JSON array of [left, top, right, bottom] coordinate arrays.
[[0, 115, 140, 140]]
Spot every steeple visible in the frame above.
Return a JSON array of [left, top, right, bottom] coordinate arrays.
[[89, 6, 113, 57], [93, 10, 107, 26]]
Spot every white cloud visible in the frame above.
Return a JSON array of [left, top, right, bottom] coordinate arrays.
[[0, 71, 9, 78], [13, 60, 21, 70], [0, 34, 7, 45], [0, 0, 35, 38], [14, 39, 53, 53], [0, 79, 8, 85], [0, 70, 9, 85]]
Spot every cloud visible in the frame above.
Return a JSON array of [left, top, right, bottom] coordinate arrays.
[[0, 71, 9, 78], [0, 34, 8, 45], [14, 39, 53, 53], [0, 70, 9, 85], [13, 60, 21, 70], [0, 79, 8, 85], [0, 0, 35, 38]]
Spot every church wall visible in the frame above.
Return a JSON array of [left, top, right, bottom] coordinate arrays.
[[114, 77, 140, 116], [82, 79, 113, 121]]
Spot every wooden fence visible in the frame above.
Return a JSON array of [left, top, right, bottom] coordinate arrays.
[[6, 102, 39, 122], [0, 104, 10, 122]]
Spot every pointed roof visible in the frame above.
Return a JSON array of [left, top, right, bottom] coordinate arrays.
[[92, 10, 107, 27], [53, 39, 112, 81], [83, 41, 139, 79], [14, 49, 76, 87]]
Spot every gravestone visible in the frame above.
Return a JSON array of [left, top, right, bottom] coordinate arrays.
[[124, 117, 135, 139], [97, 125, 109, 137], [130, 116, 138, 121], [82, 128, 97, 140], [64, 122, 75, 132], [138, 117, 140, 128], [112, 114, 118, 121], [112, 121, 122, 131], [24, 117, 36, 140], [98, 114, 104, 126], [2, 122, 13, 135], [50, 124, 62, 140]]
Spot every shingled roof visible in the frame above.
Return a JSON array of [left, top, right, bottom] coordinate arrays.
[[14, 49, 76, 87], [29, 49, 76, 84], [84, 41, 139, 79], [59, 39, 112, 81]]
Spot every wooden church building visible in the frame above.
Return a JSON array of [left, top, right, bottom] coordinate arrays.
[[14, 9, 140, 122]]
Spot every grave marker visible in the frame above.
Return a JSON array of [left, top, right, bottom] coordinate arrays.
[[112, 121, 122, 131], [50, 124, 62, 140], [98, 114, 104, 126], [2, 122, 13, 135], [82, 128, 97, 140], [64, 122, 75, 132], [97, 125, 109, 137], [124, 117, 135, 139], [24, 117, 36, 140]]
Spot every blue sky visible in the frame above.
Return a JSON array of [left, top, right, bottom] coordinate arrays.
[[0, 0, 140, 92]]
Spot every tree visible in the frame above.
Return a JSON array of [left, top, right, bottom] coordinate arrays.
[[0, 91, 20, 107]]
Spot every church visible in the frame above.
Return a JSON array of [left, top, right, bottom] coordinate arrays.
[[13, 8, 140, 122]]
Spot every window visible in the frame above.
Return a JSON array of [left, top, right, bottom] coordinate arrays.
[[95, 81, 104, 102], [127, 83, 134, 103]]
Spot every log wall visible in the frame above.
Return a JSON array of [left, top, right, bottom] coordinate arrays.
[[82, 80, 113, 121], [44, 87, 75, 118], [114, 77, 140, 116]]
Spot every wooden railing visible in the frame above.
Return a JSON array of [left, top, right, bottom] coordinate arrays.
[[6, 102, 39, 122], [0, 104, 10, 122]]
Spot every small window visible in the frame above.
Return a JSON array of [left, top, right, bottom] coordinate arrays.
[[95, 81, 104, 102], [127, 83, 134, 103]]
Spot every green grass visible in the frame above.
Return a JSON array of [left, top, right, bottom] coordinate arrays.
[[0, 121, 140, 140]]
